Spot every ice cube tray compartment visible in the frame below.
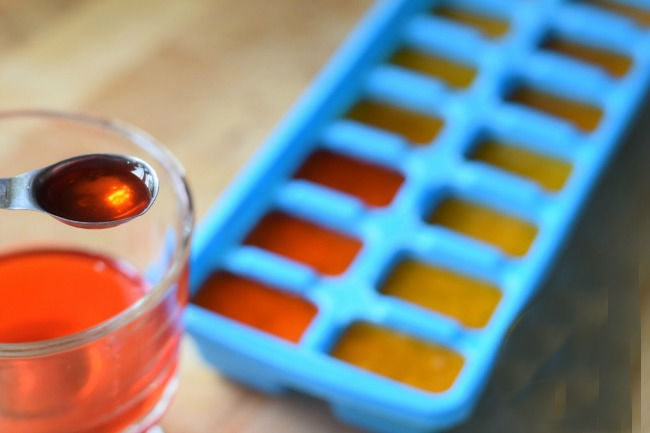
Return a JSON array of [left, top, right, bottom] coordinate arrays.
[[430, 2, 511, 40], [380, 258, 502, 329], [389, 48, 478, 90], [193, 271, 318, 344], [577, 0, 650, 28], [466, 135, 573, 192], [186, 0, 650, 431], [539, 34, 633, 78]]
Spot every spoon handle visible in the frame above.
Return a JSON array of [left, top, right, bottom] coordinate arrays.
[[0, 175, 34, 210], [0, 178, 9, 208]]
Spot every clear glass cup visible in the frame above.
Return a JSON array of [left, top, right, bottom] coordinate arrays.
[[0, 110, 193, 433]]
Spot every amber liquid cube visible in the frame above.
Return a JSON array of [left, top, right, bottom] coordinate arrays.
[[331, 322, 464, 393]]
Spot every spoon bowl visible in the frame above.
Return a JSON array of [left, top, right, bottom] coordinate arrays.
[[0, 154, 159, 229]]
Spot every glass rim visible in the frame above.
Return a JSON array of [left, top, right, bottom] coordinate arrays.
[[0, 109, 194, 358]]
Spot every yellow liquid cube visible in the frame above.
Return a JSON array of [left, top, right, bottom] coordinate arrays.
[[508, 87, 603, 133], [470, 139, 572, 192], [588, 0, 650, 28], [429, 198, 537, 257], [382, 260, 501, 328], [542, 36, 632, 78], [346, 100, 444, 146], [434, 6, 509, 39], [390, 48, 476, 89]]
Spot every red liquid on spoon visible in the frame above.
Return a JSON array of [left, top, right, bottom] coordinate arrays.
[[33, 155, 153, 223]]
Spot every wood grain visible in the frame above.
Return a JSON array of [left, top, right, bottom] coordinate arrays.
[[0, 1, 645, 432]]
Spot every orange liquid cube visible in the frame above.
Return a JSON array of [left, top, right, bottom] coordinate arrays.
[[244, 211, 362, 276], [294, 149, 404, 207], [193, 272, 317, 343]]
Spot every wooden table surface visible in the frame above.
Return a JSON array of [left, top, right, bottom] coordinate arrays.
[[0, 1, 646, 432]]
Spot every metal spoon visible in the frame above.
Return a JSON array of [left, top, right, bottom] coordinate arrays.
[[0, 153, 159, 229]]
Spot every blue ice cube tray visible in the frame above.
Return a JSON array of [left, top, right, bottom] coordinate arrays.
[[185, 0, 650, 431]]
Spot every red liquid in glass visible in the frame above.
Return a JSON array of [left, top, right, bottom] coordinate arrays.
[[0, 249, 145, 342], [0, 249, 187, 433], [33, 156, 153, 223]]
